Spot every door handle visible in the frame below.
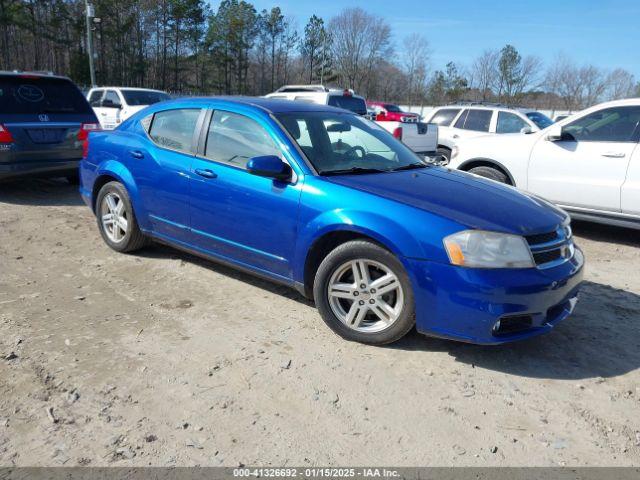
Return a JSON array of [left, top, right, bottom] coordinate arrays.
[[195, 168, 217, 179], [129, 150, 144, 159], [602, 152, 625, 158]]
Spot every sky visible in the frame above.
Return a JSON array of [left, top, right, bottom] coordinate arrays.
[[243, 0, 640, 78]]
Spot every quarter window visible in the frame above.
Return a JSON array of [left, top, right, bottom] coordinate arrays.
[[148, 108, 201, 153], [456, 109, 492, 132], [103, 90, 121, 108], [563, 107, 640, 142], [496, 112, 529, 133], [205, 111, 280, 169], [88, 90, 103, 107], [429, 108, 461, 126]]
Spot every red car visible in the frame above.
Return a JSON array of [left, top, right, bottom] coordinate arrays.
[[367, 101, 420, 122]]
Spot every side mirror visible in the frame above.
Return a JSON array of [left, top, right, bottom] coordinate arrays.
[[545, 124, 563, 141], [520, 126, 533, 134], [247, 155, 291, 181]]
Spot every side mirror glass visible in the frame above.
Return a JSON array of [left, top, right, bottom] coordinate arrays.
[[246, 155, 291, 181], [545, 124, 563, 141]]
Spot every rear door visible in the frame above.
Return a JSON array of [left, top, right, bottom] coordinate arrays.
[[451, 108, 493, 143], [130, 107, 204, 242], [0, 74, 97, 165]]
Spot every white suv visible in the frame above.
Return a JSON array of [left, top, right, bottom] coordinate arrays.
[[448, 98, 640, 229], [424, 103, 554, 159], [87, 87, 170, 130], [265, 85, 368, 116]]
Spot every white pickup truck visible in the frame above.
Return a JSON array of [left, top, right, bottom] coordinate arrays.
[[265, 85, 438, 157], [86, 87, 170, 130]]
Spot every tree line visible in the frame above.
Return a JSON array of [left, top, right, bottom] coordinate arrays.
[[1, 0, 638, 110]]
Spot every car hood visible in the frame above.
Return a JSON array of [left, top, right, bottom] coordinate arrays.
[[324, 167, 567, 235]]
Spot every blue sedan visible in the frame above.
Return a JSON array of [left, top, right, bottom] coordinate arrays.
[[79, 97, 584, 345]]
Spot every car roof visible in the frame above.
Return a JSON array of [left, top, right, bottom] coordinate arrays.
[[0, 71, 72, 81], [92, 86, 167, 93], [153, 96, 354, 114]]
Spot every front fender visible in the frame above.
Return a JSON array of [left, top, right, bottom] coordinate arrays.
[[293, 208, 430, 283]]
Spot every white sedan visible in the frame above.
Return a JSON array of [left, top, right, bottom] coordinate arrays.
[[448, 98, 640, 229]]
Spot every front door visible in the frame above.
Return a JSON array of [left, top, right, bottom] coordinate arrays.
[[189, 109, 303, 279], [528, 106, 640, 212]]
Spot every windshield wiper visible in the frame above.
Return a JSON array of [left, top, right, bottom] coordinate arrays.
[[389, 162, 428, 172], [320, 167, 388, 176]]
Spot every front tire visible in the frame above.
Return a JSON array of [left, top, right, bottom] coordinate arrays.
[[96, 181, 147, 253], [313, 240, 415, 345], [468, 165, 509, 184]]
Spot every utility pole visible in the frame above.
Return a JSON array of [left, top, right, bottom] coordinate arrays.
[[85, 0, 96, 87]]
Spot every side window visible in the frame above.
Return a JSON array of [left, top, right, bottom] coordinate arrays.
[[148, 108, 201, 153], [88, 90, 103, 107], [496, 112, 529, 134], [460, 109, 492, 132], [563, 107, 640, 142], [454, 109, 469, 129], [429, 108, 461, 126], [205, 111, 280, 169], [103, 90, 121, 108]]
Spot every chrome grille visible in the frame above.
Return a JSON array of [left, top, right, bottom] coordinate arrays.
[[526, 224, 573, 268]]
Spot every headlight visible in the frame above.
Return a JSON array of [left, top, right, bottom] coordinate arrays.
[[443, 230, 535, 268]]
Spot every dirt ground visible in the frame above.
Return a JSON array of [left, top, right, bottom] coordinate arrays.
[[0, 178, 639, 467]]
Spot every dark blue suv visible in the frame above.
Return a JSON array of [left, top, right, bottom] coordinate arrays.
[[0, 72, 99, 182]]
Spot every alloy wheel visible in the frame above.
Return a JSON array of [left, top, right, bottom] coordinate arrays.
[[100, 192, 128, 243], [327, 259, 404, 333]]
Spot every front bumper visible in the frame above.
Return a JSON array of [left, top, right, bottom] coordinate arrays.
[[406, 247, 584, 344]]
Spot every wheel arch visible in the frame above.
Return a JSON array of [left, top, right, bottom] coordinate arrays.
[[91, 162, 150, 231], [300, 227, 403, 299], [458, 158, 516, 186]]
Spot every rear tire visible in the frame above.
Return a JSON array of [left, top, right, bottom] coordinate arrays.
[[468, 166, 509, 184], [436, 146, 451, 161], [96, 181, 147, 253], [313, 240, 415, 345]]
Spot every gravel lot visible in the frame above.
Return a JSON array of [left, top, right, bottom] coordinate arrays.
[[1, 178, 639, 467]]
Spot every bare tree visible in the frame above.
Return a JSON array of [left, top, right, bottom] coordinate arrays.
[[401, 33, 430, 105], [471, 49, 499, 101], [328, 7, 392, 95], [606, 68, 636, 100]]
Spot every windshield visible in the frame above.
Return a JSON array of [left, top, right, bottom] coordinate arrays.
[[121, 89, 170, 106], [0, 75, 92, 115], [525, 111, 554, 129], [384, 104, 402, 112], [327, 95, 367, 115], [276, 111, 425, 174]]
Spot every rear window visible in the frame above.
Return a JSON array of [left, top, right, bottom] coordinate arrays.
[[121, 89, 170, 106], [456, 109, 492, 132], [327, 95, 367, 115], [0, 75, 92, 115]]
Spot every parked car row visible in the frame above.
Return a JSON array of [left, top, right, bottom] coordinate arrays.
[[424, 102, 555, 160], [448, 98, 640, 230], [265, 85, 439, 158], [15, 72, 634, 347]]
